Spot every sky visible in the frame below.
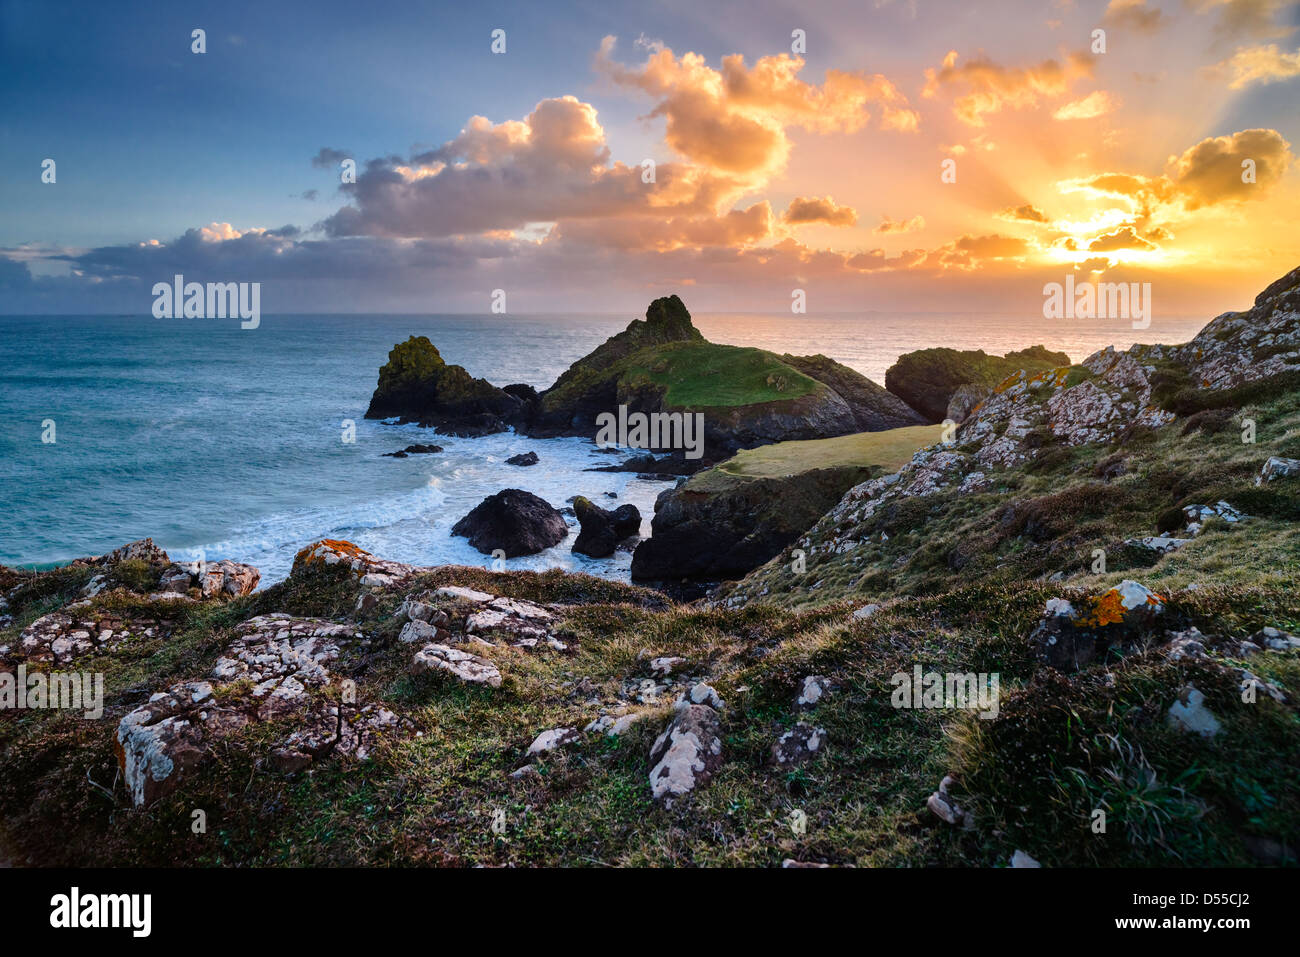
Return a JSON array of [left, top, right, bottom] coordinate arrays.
[[1, 0, 1298, 317]]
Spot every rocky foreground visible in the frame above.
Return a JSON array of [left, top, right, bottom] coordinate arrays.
[[2, 267, 1299, 867]]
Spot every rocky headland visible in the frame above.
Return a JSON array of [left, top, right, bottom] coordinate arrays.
[[3, 266, 1299, 867]]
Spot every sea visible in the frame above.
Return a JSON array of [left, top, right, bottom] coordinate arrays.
[[0, 310, 1209, 585]]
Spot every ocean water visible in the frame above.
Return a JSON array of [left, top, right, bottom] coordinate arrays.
[[0, 310, 1209, 584]]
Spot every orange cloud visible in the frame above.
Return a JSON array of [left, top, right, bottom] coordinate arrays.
[[1053, 90, 1121, 120], [923, 49, 1094, 126], [873, 214, 926, 234], [597, 36, 917, 178], [783, 196, 858, 226]]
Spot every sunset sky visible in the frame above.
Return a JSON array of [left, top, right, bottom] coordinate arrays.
[[2, 0, 1298, 317]]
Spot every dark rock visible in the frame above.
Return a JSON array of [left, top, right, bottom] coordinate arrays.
[[885, 345, 1071, 423], [506, 451, 539, 467], [383, 444, 443, 458], [365, 335, 523, 434], [631, 465, 873, 582], [572, 497, 642, 558], [451, 489, 568, 557]]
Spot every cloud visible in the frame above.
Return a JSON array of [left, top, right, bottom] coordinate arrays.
[[1192, 0, 1298, 40], [1058, 127, 1293, 217], [311, 147, 351, 169], [552, 202, 776, 250], [873, 213, 926, 233], [783, 196, 859, 226], [1210, 43, 1300, 88], [1166, 127, 1294, 208], [1088, 226, 1156, 251], [596, 36, 917, 178], [922, 49, 1094, 126], [1104, 0, 1166, 33], [322, 96, 735, 240], [998, 204, 1051, 222], [1053, 90, 1121, 120]]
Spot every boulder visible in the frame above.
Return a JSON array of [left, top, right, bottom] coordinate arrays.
[[505, 451, 539, 467], [572, 496, 642, 558], [383, 444, 443, 458], [1030, 581, 1166, 671], [526, 727, 581, 755], [98, 538, 171, 566], [771, 723, 826, 767], [648, 704, 724, 805], [1257, 456, 1300, 485], [411, 643, 502, 687], [451, 489, 568, 557], [291, 539, 420, 589]]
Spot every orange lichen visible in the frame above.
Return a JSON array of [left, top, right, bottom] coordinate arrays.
[[993, 372, 1022, 394], [1076, 588, 1128, 628], [293, 539, 372, 567]]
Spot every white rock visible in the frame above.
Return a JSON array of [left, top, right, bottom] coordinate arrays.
[[1167, 685, 1221, 737]]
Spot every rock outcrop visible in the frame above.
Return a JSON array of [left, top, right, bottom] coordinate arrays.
[[631, 464, 874, 582], [572, 496, 641, 558], [885, 345, 1071, 423], [364, 335, 525, 435]]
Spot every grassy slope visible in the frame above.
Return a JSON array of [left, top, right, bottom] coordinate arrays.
[[714, 425, 945, 479], [543, 340, 821, 412], [687, 424, 943, 494]]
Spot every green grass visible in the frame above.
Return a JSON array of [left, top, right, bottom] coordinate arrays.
[[622, 341, 821, 409], [712, 425, 944, 480]]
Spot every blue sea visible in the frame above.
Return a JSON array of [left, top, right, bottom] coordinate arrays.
[[0, 310, 1208, 584]]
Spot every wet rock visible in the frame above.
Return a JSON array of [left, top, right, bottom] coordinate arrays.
[[451, 489, 568, 557], [572, 496, 641, 558], [505, 451, 539, 467], [383, 444, 443, 458], [648, 704, 724, 806]]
